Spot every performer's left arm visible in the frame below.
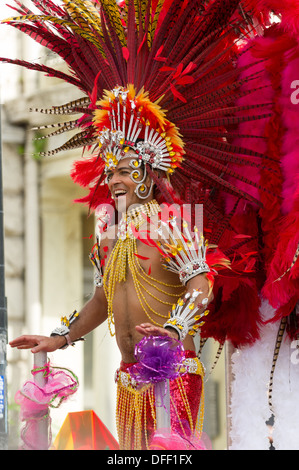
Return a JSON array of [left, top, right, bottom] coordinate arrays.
[[136, 272, 212, 341], [136, 218, 219, 341]]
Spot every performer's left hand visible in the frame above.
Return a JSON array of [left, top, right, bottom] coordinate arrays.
[[136, 323, 179, 340]]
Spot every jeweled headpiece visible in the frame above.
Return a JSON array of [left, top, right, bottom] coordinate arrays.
[[95, 85, 184, 174]]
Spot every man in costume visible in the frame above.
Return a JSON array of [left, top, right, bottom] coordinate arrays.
[[3, 0, 299, 451], [10, 144, 213, 450]]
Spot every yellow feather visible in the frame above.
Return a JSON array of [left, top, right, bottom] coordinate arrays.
[[100, 0, 126, 47], [139, 0, 148, 29], [62, 0, 103, 38], [136, 0, 152, 49], [3, 12, 103, 50], [150, 0, 163, 39], [134, 0, 140, 29]]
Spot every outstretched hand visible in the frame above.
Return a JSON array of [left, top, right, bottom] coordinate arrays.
[[136, 323, 179, 341], [9, 334, 66, 354]]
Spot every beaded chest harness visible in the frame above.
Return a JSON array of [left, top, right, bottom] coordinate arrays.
[[102, 199, 184, 336], [90, 199, 211, 338]]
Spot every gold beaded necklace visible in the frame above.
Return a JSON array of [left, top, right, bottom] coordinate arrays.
[[103, 199, 184, 336]]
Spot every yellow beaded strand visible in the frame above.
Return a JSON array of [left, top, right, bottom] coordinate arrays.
[[115, 360, 204, 450], [116, 376, 156, 450], [103, 200, 186, 334]]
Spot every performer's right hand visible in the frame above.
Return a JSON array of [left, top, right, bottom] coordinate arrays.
[[9, 334, 66, 354]]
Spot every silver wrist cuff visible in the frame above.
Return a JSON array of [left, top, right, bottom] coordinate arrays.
[[50, 310, 83, 349], [164, 323, 188, 342], [164, 290, 209, 341]]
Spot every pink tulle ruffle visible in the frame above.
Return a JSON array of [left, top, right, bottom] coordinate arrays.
[[15, 361, 79, 450]]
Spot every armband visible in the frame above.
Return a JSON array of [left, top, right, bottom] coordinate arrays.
[[163, 290, 209, 341], [156, 217, 210, 285], [89, 236, 104, 288], [50, 310, 84, 349]]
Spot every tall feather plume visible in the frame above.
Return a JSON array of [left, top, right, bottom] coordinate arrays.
[[101, 0, 126, 46], [99, 8, 125, 86], [0, 0, 273, 215], [0, 57, 84, 89], [32, 120, 79, 140], [126, 0, 137, 83]]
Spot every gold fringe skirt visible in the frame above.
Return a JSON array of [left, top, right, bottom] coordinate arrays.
[[115, 352, 205, 450]]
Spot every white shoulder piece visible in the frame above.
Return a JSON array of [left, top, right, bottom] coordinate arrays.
[[156, 217, 210, 285], [89, 235, 104, 288]]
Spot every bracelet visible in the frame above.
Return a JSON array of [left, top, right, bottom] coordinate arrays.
[[163, 290, 209, 342], [64, 333, 73, 347], [50, 310, 84, 349]]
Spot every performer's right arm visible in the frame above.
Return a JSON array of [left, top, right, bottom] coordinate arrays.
[[9, 285, 108, 354]]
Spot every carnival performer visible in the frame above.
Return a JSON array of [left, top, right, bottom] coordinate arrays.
[[10, 146, 213, 449], [4, 0, 299, 451]]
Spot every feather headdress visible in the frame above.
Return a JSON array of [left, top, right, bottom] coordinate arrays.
[[1, 0, 272, 225]]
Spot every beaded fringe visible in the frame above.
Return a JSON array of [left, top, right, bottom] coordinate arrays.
[[116, 374, 205, 450], [116, 382, 156, 450]]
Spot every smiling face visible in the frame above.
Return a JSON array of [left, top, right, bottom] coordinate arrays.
[[106, 151, 154, 213]]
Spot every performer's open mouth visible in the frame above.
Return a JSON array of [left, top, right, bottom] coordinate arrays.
[[114, 189, 127, 199]]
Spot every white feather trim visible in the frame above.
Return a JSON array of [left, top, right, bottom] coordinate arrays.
[[229, 299, 299, 450]]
